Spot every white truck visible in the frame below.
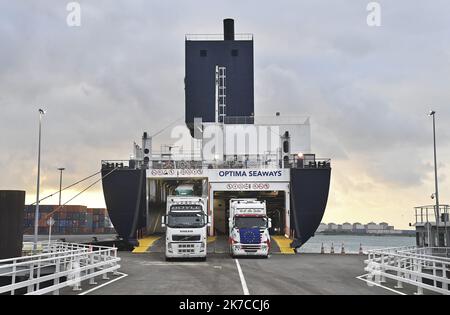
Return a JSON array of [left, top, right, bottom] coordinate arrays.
[[161, 186, 209, 261], [228, 199, 271, 258]]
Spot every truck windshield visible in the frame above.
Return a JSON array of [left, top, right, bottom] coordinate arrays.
[[235, 217, 267, 229], [168, 212, 205, 228]]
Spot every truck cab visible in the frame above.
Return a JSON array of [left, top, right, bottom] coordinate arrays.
[[162, 186, 209, 260], [228, 199, 271, 258]]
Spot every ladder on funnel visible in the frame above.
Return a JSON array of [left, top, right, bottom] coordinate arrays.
[[217, 66, 226, 123]]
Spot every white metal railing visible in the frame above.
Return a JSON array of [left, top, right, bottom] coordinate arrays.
[[0, 242, 120, 295], [414, 204, 449, 225], [365, 246, 450, 295]]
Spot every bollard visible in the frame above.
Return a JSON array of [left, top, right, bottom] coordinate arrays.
[[359, 244, 363, 255], [341, 243, 345, 255], [330, 243, 335, 254], [320, 243, 325, 254]]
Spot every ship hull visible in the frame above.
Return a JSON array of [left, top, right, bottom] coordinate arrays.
[[290, 168, 331, 248], [101, 167, 146, 247]]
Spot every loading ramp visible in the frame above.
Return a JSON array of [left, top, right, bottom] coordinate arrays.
[[132, 235, 293, 255]]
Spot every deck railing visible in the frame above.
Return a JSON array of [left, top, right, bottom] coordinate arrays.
[[0, 242, 120, 295], [365, 246, 450, 295], [102, 156, 331, 171], [414, 205, 449, 225], [185, 33, 253, 41]]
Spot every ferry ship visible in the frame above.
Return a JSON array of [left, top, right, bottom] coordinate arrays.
[[101, 19, 331, 249]]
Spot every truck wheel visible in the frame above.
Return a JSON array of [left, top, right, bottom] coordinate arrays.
[[165, 257, 172, 262], [229, 245, 235, 258]]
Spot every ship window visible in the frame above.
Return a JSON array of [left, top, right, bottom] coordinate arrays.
[[283, 140, 289, 153], [231, 49, 239, 57], [200, 50, 207, 57]]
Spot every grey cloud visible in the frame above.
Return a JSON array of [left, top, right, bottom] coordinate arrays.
[[1, 0, 450, 199]]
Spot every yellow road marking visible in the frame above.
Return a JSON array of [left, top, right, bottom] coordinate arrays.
[[207, 236, 217, 243], [272, 236, 295, 254], [132, 236, 161, 253]]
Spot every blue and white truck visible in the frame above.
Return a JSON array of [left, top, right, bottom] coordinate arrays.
[[228, 199, 271, 258]]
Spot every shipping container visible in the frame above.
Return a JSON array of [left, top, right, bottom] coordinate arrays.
[[23, 205, 116, 235]]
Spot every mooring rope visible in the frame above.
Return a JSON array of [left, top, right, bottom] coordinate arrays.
[[29, 170, 102, 205]]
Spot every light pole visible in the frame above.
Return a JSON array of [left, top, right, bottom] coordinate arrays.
[[58, 168, 65, 206], [34, 109, 46, 251], [429, 110, 440, 246]]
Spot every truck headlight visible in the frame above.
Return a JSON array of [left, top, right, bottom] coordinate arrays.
[[167, 243, 173, 252]]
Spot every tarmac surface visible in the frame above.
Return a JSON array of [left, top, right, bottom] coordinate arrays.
[[71, 252, 406, 295]]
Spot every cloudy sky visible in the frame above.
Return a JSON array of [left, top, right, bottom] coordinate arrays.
[[1, 1, 450, 229]]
